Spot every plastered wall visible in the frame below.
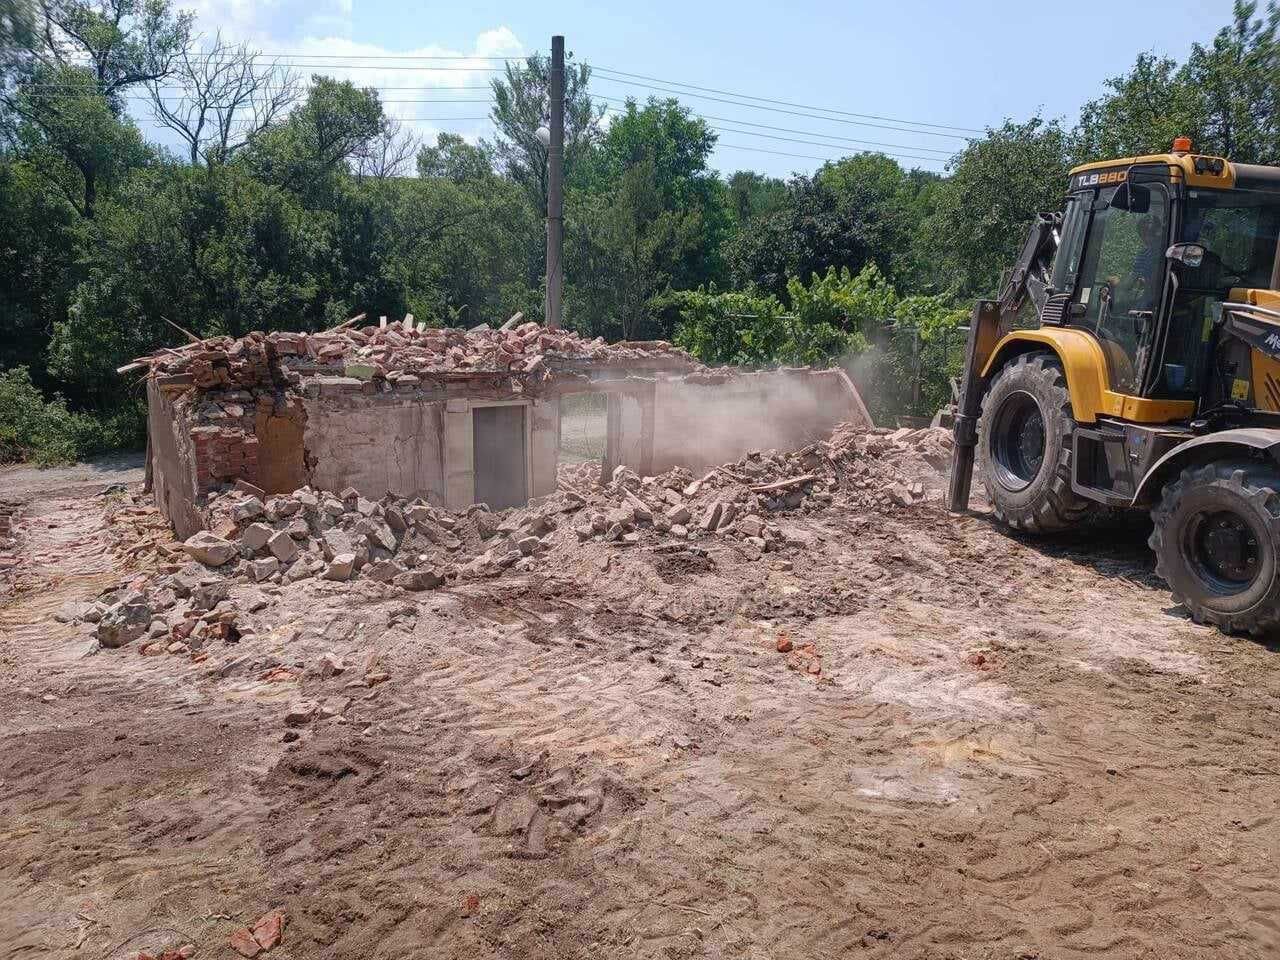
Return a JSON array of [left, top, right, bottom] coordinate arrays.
[[147, 381, 206, 540], [302, 396, 447, 503]]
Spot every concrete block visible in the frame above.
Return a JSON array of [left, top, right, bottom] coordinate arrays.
[[241, 523, 273, 553], [268, 530, 299, 563], [323, 553, 356, 581]]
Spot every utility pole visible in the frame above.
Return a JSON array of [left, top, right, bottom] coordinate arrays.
[[545, 34, 565, 330]]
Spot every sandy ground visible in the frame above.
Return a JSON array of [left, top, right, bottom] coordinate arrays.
[[2, 463, 1279, 960], [0, 451, 146, 502]]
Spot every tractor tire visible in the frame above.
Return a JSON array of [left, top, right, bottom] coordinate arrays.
[[977, 351, 1098, 533], [1149, 460, 1280, 636]]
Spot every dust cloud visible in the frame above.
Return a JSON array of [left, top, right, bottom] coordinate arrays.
[[648, 369, 866, 473]]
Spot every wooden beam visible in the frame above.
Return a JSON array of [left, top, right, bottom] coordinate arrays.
[[750, 474, 818, 494], [161, 315, 201, 344]]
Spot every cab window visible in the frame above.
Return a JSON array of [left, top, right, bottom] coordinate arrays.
[[1070, 182, 1170, 394], [1159, 188, 1280, 400]]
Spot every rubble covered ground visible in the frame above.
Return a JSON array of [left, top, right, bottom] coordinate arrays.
[[1, 424, 1279, 960]]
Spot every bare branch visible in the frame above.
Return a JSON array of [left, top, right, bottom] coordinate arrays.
[[147, 33, 301, 167], [352, 116, 420, 180]]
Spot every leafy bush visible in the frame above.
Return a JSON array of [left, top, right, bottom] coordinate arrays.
[[669, 285, 786, 365], [0, 366, 143, 465], [672, 265, 967, 424], [673, 264, 892, 368]]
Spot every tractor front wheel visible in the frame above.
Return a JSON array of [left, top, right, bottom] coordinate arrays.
[[977, 351, 1098, 533], [1150, 460, 1280, 635]]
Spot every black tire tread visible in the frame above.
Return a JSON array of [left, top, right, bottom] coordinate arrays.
[[978, 352, 1098, 534], [1149, 460, 1280, 636]]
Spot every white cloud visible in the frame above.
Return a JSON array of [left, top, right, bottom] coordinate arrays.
[[180, 0, 353, 45], [173, 3, 525, 143]]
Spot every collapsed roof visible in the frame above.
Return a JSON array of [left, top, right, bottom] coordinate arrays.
[[122, 315, 706, 394]]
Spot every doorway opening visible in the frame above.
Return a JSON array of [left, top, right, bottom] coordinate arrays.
[[558, 392, 609, 485], [472, 404, 528, 510]]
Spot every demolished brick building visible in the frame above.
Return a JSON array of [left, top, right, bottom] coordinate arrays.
[[131, 316, 871, 538]]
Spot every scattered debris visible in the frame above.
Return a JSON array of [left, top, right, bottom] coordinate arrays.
[[228, 909, 286, 957], [61, 422, 950, 657]]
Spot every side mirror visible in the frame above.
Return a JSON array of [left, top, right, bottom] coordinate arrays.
[[1109, 182, 1150, 213], [1166, 242, 1206, 267]]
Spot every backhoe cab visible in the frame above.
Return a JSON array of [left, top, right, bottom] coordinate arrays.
[[949, 138, 1280, 635]]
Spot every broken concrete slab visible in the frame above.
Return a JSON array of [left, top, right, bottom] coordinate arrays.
[[267, 530, 299, 563], [181, 531, 238, 567], [323, 553, 356, 581]]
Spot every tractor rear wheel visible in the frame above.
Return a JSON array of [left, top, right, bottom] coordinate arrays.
[[1149, 460, 1280, 635], [977, 351, 1098, 532]]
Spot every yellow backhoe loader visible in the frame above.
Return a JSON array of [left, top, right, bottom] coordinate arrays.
[[949, 137, 1280, 635]]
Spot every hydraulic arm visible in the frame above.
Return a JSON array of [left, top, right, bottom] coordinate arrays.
[[946, 213, 1060, 512]]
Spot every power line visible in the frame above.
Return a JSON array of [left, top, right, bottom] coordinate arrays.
[[20, 82, 498, 91], [595, 96, 954, 156], [30, 86, 960, 159], [590, 66, 983, 135], [21, 68, 956, 168], [219, 53, 524, 61], [37, 51, 982, 139], [23, 89, 497, 104], [708, 123, 952, 161], [714, 140, 910, 164], [53, 50, 524, 60], [715, 140, 942, 168], [593, 80, 971, 141], [136, 116, 493, 124], [45, 61, 508, 72]]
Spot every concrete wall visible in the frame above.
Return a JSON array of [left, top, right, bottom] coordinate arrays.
[[528, 397, 559, 500], [149, 363, 868, 532], [302, 395, 447, 504], [147, 381, 205, 540], [649, 368, 869, 473]]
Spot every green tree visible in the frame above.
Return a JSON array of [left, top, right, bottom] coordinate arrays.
[[726, 163, 892, 297], [0, 151, 83, 381], [1, 0, 190, 217], [384, 173, 541, 326], [1, 0, 35, 58], [565, 158, 701, 340], [592, 97, 715, 201], [416, 131, 494, 183], [920, 117, 1071, 298], [1075, 4, 1280, 164], [1182, 1, 1280, 162], [30, 0, 191, 93], [818, 152, 939, 286], [246, 76, 385, 195], [588, 96, 731, 295], [1074, 53, 1194, 161], [725, 170, 786, 225], [487, 50, 602, 214], [8, 64, 148, 217]]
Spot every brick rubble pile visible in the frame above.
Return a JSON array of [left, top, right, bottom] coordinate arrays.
[[560, 423, 952, 558], [129, 315, 702, 393], [65, 424, 953, 657]]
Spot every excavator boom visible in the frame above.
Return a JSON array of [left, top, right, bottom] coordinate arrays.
[[947, 213, 1059, 512]]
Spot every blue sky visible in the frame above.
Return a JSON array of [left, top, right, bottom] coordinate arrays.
[[159, 0, 1238, 177]]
